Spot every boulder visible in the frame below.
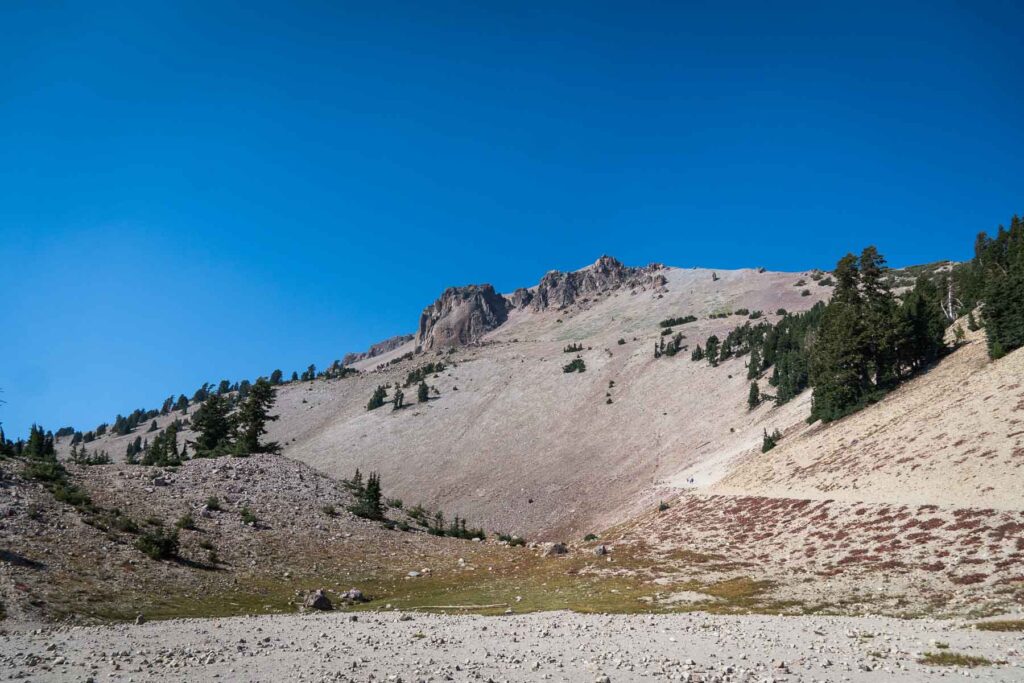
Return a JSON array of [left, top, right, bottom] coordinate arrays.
[[303, 589, 333, 611], [340, 588, 369, 604], [541, 542, 569, 557]]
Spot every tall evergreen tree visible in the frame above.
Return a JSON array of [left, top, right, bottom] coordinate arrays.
[[192, 394, 233, 456], [976, 215, 1024, 358], [747, 381, 760, 410], [417, 381, 429, 403], [747, 346, 761, 379], [233, 378, 279, 455], [810, 255, 870, 422], [705, 335, 720, 366]]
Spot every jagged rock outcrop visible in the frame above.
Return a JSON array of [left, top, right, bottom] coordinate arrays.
[[507, 287, 534, 310], [530, 256, 666, 311], [416, 284, 509, 351], [414, 257, 664, 351], [342, 334, 415, 366]]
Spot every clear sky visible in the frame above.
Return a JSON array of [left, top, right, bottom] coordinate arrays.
[[1, 1, 1022, 439]]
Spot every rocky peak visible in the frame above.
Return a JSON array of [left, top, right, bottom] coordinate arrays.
[[529, 255, 666, 311], [416, 284, 509, 352]]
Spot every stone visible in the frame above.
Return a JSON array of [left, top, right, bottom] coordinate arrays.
[[541, 542, 568, 557], [303, 589, 333, 611]]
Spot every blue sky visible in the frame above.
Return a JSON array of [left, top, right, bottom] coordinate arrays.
[[1, 1, 1022, 439]]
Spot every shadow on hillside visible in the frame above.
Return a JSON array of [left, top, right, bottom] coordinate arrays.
[[171, 556, 224, 572], [0, 549, 47, 570]]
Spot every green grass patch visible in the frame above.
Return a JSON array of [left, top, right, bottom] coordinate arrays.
[[975, 619, 1024, 632], [919, 652, 991, 667]]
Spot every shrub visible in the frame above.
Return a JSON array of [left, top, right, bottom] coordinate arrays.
[[658, 501, 670, 512], [975, 620, 1024, 632], [135, 529, 179, 560], [776, 308, 787, 315], [175, 513, 196, 530], [563, 357, 586, 373], [584, 533, 599, 541], [801, 289, 811, 297], [240, 507, 258, 525], [617, 338, 626, 345], [762, 428, 782, 452], [919, 652, 991, 667], [659, 315, 697, 328], [321, 504, 336, 516], [205, 496, 221, 511]]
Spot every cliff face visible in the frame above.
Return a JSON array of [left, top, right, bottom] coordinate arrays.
[[342, 334, 415, 366], [412, 256, 665, 351], [527, 255, 667, 311], [415, 284, 509, 351]]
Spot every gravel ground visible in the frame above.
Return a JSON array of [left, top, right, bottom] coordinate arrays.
[[2, 610, 1022, 682]]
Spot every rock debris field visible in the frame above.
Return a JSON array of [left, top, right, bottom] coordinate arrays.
[[2, 610, 1022, 682]]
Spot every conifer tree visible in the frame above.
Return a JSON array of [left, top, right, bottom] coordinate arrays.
[[233, 378, 279, 455], [366, 385, 387, 410], [748, 382, 760, 410], [270, 369, 283, 385], [392, 387, 405, 410], [747, 346, 761, 379], [705, 336, 720, 366], [192, 394, 233, 456], [417, 381, 429, 403]]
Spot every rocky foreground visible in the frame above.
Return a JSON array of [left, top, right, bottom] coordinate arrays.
[[2, 611, 1022, 682]]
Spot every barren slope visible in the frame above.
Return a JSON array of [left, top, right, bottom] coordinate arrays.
[[56, 264, 831, 541], [714, 327, 1024, 509], [274, 266, 831, 540]]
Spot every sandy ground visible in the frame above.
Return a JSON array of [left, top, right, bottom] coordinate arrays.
[[715, 326, 1024, 510], [2, 610, 1022, 682]]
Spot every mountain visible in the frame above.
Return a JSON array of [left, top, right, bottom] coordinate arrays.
[[11, 250, 1022, 630]]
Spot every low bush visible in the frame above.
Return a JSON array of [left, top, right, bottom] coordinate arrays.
[[135, 529, 179, 560]]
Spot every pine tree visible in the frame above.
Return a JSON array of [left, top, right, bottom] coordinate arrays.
[[349, 471, 383, 520], [747, 382, 760, 410], [858, 247, 899, 388], [747, 346, 761, 379], [417, 381, 429, 403], [270, 369, 283, 385], [392, 388, 405, 410], [24, 424, 55, 460], [233, 378, 279, 455], [967, 310, 980, 331], [291, 371, 299, 382], [175, 394, 189, 412], [810, 254, 869, 422], [366, 385, 387, 411], [705, 335, 720, 366], [192, 394, 233, 456]]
